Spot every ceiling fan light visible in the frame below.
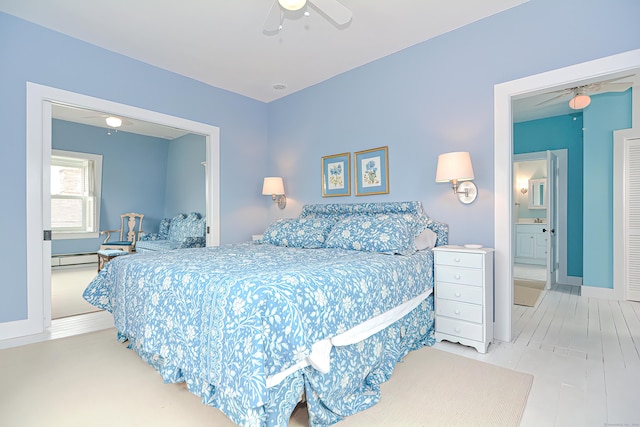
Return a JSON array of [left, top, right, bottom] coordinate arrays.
[[568, 94, 591, 110], [105, 116, 122, 128], [278, 0, 306, 11]]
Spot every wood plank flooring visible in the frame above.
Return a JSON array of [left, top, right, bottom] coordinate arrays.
[[434, 283, 640, 427]]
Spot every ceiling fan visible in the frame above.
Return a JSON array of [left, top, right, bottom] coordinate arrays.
[[83, 112, 133, 128], [536, 74, 634, 110], [263, 0, 352, 33]]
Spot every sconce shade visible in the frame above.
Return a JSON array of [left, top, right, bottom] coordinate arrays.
[[435, 152, 475, 182], [262, 177, 286, 209], [262, 177, 285, 195]]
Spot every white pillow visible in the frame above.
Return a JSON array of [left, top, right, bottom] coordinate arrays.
[[414, 228, 437, 250]]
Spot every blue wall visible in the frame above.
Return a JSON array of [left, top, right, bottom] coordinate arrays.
[[1, 0, 639, 324], [164, 133, 206, 220], [50, 120, 207, 255], [266, 0, 640, 247], [513, 115, 584, 277], [51, 119, 169, 255], [583, 90, 633, 288]]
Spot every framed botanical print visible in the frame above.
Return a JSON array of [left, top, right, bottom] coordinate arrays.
[[355, 146, 389, 196], [321, 152, 351, 197]]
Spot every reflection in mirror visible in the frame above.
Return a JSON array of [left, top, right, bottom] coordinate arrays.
[[528, 178, 546, 209]]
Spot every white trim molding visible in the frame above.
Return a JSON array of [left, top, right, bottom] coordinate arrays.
[[494, 48, 640, 343], [0, 82, 220, 343]]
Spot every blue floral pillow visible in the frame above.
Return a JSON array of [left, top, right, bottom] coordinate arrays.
[[325, 215, 417, 255], [262, 218, 335, 248]]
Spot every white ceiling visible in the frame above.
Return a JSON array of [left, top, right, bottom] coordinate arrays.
[[4, 0, 635, 135], [1, 0, 528, 103]]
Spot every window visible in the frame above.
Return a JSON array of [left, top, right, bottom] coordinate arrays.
[[51, 150, 102, 239]]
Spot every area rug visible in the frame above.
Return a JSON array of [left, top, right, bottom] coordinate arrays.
[[0, 329, 533, 427], [514, 279, 546, 307], [327, 346, 533, 427]]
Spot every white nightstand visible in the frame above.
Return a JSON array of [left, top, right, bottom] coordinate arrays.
[[432, 245, 494, 353]]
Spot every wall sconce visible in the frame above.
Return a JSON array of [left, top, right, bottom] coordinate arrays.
[[262, 177, 286, 209], [518, 179, 528, 195], [435, 151, 478, 204]]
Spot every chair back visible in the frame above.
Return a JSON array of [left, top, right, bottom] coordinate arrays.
[[119, 212, 144, 243]]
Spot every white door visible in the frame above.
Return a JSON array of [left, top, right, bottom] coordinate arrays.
[[545, 151, 558, 289]]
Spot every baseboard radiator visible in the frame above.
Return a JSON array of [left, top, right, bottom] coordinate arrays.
[[51, 252, 98, 267]]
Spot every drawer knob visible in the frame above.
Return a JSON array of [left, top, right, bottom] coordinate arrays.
[[454, 257, 461, 262], [455, 327, 461, 333], [454, 309, 461, 315], [455, 292, 461, 297], [454, 274, 461, 280]]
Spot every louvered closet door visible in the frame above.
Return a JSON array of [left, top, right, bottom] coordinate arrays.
[[626, 137, 640, 301]]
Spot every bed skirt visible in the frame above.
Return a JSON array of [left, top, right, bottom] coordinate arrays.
[[118, 294, 434, 426]]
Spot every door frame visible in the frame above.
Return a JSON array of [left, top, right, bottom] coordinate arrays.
[[0, 82, 220, 341], [494, 48, 640, 342]]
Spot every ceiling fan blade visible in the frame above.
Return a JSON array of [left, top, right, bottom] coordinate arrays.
[[309, 0, 352, 25], [263, 0, 283, 33], [597, 74, 635, 85], [592, 82, 633, 93], [534, 92, 571, 107]]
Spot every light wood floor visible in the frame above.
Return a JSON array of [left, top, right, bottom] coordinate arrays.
[[2, 284, 639, 426], [435, 283, 640, 427]]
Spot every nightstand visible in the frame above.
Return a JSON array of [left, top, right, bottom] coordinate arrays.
[[432, 245, 494, 353]]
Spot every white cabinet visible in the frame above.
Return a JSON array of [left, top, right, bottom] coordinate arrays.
[[515, 224, 546, 265], [433, 246, 494, 353]]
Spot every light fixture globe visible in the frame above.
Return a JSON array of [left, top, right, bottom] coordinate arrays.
[[278, 0, 306, 11], [105, 116, 123, 128], [568, 90, 591, 110]]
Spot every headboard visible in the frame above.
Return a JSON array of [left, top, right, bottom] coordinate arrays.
[[299, 201, 448, 247]]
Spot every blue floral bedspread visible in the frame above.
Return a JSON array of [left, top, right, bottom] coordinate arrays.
[[83, 243, 435, 425]]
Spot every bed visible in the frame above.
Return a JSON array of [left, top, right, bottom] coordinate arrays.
[[83, 201, 448, 426]]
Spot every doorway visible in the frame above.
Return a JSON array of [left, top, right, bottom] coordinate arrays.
[[49, 104, 207, 320], [512, 150, 569, 310], [0, 82, 222, 342], [493, 49, 640, 343]]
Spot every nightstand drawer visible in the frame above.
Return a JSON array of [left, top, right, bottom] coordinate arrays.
[[436, 317, 483, 342], [436, 298, 483, 323], [436, 282, 483, 305], [435, 251, 483, 268], [435, 266, 483, 287]]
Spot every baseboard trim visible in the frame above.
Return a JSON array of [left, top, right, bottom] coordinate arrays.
[[566, 276, 583, 286], [52, 252, 97, 267], [581, 286, 616, 300]]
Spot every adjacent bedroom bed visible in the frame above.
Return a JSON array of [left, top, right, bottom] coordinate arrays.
[[83, 201, 448, 427]]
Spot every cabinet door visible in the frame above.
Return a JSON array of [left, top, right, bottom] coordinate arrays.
[[516, 232, 535, 258], [534, 233, 547, 260]]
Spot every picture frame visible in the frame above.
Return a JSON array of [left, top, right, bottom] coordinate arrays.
[[355, 146, 389, 196], [321, 152, 351, 197]]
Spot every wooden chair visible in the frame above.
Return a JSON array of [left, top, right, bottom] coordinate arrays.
[[99, 212, 144, 253]]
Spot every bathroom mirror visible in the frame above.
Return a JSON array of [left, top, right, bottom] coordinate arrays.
[[528, 178, 546, 209]]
